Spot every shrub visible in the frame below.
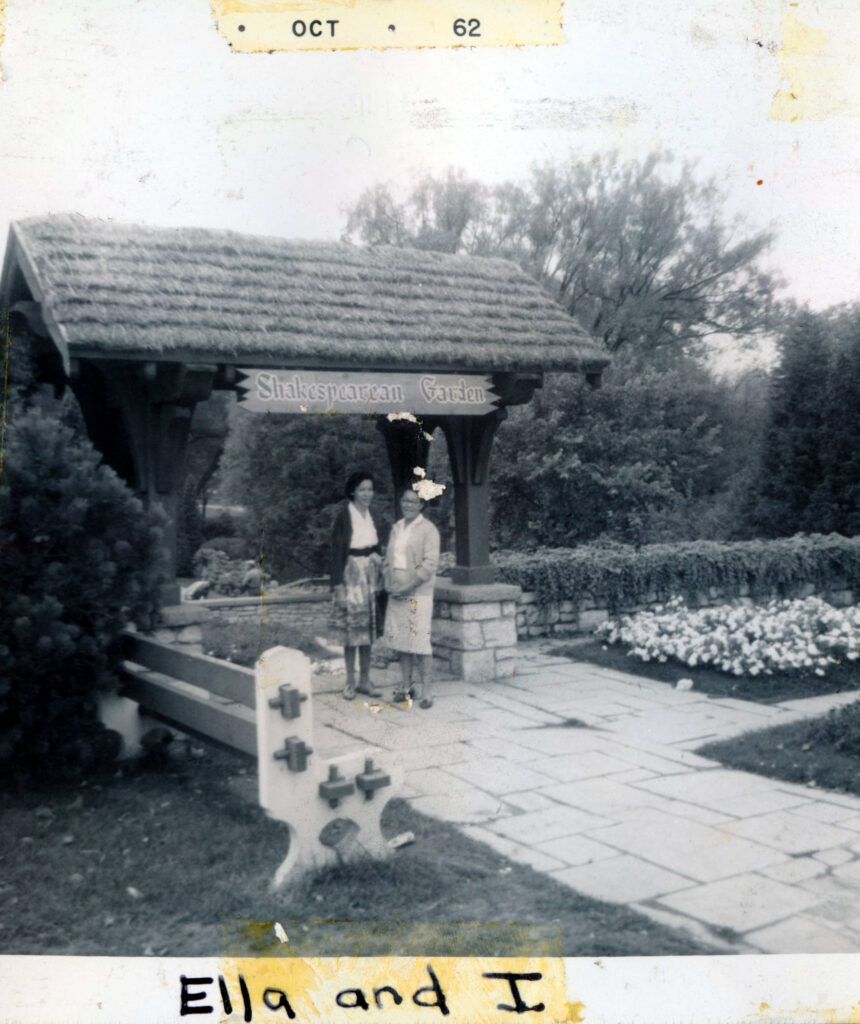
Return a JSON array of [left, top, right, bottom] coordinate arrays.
[[198, 535, 254, 560], [492, 534, 860, 608], [201, 617, 332, 667], [191, 548, 266, 595], [201, 511, 237, 541], [806, 700, 860, 757], [1, 394, 164, 778]]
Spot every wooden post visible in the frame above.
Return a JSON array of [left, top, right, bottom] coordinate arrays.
[[439, 409, 507, 586]]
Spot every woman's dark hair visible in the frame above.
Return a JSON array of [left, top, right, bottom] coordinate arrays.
[[345, 471, 375, 500]]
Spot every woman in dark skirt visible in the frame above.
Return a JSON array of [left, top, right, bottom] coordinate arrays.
[[329, 471, 384, 700]]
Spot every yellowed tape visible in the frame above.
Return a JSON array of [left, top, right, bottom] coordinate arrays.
[[211, 0, 564, 52]]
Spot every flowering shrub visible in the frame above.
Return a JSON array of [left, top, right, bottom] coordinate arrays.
[[596, 596, 860, 677]]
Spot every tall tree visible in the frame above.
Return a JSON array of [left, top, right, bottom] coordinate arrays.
[[746, 310, 833, 536], [344, 154, 781, 360]]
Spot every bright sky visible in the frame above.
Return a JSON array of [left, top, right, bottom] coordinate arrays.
[[1, 0, 858, 315]]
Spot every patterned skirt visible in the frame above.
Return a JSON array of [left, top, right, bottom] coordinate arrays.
[[383, 568, 434, 655], [328, 554, 380, 648]]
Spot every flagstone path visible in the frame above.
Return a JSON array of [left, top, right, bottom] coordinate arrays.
[[312, 642, 860, 954]]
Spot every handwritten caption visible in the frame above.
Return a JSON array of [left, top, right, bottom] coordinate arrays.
[[178, 959, 568, 1024]]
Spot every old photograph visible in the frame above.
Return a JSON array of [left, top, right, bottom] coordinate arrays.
[[2, 0, 860, 999]]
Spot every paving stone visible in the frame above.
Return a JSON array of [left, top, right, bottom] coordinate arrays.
[[539, 777, 678, 816], [508, 728, 610, 756], [552, 855, 695, 904], [797, 872, 860, 900], [630, 801, 736, 828], [586, 812, 786, 882], [534, 833, 623, 867], [391, 743, 473, 769], [757, 857, 827, 885], [658, 873, 819, 932], [487, 805, 612, 844], [638, 769, 777, 807], [792, 802, 860, 825], [707, 790, 813, 819], [725, 810, 859, 855], [528, 751, 635, 783], [465, 734, 546, 763], [745, 915, 860, 953], [814, 848, 857, 867], [403, 768, 475, 797], [461, 826, 567, 872], [408, 790, 505, 826], [444, 757, 557, 795], [502, 791, 559, 814], [604, 768, 658, 785], [833, 859, 860, 884], [582, 741, 704, 776]]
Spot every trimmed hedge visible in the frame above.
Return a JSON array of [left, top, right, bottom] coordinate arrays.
[[492, 534, 860, 609]]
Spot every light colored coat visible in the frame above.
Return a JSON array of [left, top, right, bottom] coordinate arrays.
[[383, 515, 440, 597]]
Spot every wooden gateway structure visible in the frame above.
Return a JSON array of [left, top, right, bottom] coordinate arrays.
[[1, 214, 608, 679]]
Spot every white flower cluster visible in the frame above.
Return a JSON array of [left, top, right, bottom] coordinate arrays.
[[596, 596, 860, 677]]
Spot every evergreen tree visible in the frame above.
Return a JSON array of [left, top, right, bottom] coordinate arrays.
[[747, 311, 832, 536]]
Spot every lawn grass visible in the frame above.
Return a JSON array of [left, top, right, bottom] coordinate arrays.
[[0, 743, 713, 957], [698, 699, 860, 797], [552, 639, 860, 704]]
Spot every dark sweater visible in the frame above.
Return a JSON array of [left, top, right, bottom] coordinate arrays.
[[329, 503, 382, 588]]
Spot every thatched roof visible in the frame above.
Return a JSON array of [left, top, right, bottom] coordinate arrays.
[[1, 213, 609, 374]]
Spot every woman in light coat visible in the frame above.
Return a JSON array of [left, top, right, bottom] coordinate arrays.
[[383, 488, 440, 708]]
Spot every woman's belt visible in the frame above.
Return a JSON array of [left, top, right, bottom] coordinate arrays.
[[349, 545, 380, 557]]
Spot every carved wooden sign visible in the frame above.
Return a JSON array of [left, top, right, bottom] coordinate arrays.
[[237, 369, 499, 416]]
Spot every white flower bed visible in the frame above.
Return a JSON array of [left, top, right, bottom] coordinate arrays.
[[596, 596, 860, 677]]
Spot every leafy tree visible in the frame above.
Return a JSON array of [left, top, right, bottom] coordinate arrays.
[[1, 330, 164, 777], [344, 154, 782, 359], [219, 409, 396, 580], [490, 355, 734, 548]]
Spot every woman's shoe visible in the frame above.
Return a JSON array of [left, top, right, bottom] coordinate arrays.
[[419, 695, 434, 709], [343, 683, 356, 700], [356, 682, 382, 698]]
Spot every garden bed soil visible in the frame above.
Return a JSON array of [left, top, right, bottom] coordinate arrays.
[[697, 700, 860, 797], [554, 640, 860, 704], [1, 742, 713, 957]]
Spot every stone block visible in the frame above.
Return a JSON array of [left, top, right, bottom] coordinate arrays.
[[434, 601, 451, 619], [431, 618, 484, 651], [494, 645, 518, 665], [450, 648, 497, 681], [545, 604, 560, 624], [159, 603, 212, 628], [528, 624, 546, 637], [176, 625, 203, 645], [559, 611, 575, 623], [559, 600, 575, 613], [451, 602, 501, 621], [501, 601, 518, 617], [829, 590, 854, 607], [519, 591, 537, 605], [153, 628, 177, 645], [525, 604, 542, 625], [480, 618, 518, 648], [578, 608, 609, 631]]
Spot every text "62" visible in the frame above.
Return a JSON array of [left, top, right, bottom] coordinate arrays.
[[453, 18, 481, 37]]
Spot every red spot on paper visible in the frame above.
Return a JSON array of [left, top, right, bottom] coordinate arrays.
[[756, 179, 764, 185]]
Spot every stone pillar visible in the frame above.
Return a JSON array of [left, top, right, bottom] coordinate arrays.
[[432, 579, 522, 682]]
